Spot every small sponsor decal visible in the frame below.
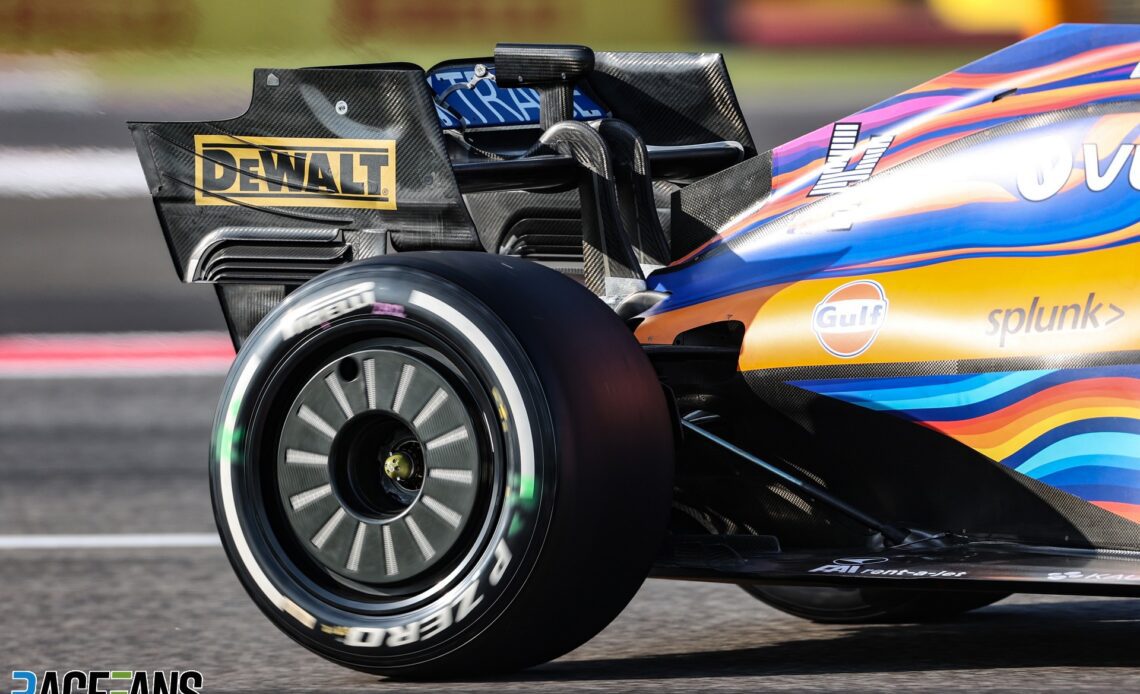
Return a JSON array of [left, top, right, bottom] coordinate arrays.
[[1018, 139, 1140, 202], [428, 67, 605, 129], [833, 557, 889, 566], [986, 293, 1125, 347], [1047, 570, 1140, 581], [10, 670, 202, 694], [371, 302, 406, 318], [809, 122, 894, 197], [812, 280, 889, 358], [194, 135, 396, 209], [808, 557, 966, 578]]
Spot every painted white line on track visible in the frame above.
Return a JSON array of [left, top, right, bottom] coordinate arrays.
[[0, 533, 221, 550], [0, 66, 100, 113], [0, 147, 148, 198]]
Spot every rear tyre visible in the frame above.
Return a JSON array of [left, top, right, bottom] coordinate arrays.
[[742, 585, 1008, 623], [210, 252, 673, 677]]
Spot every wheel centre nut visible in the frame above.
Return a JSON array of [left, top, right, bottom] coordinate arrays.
[[384, 451, 414, 481]]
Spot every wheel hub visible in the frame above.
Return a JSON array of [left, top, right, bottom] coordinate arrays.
[[384, 451, 417, 484], [276, 348, 483, 585]]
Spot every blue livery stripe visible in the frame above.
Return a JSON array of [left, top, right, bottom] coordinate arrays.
[[1016, 432, 1140, 476], [808, 370, 1052, 413]]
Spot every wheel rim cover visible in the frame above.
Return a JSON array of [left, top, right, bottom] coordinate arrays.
[[277, 348, 481, 584]]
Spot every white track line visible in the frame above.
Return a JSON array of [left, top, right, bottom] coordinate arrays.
[[0, 147, 148, 198], [0, 533, 220, 550]]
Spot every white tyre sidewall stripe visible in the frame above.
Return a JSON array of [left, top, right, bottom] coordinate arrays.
[[216, 283, 537, 636]]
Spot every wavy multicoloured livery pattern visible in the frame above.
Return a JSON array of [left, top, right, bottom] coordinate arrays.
[[634, 25, 1140, 525], [638, 24, 1140, 327], [791, 367, 1140, 523]]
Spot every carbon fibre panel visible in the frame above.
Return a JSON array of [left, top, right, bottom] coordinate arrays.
[[131, 65, 480, 282], [655, 536, 1140, 596]]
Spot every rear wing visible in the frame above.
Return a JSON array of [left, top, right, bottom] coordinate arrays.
[[130, 46, 755, 344]]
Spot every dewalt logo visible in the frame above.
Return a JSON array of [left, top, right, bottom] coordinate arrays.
[[193, 135, 396, 209]]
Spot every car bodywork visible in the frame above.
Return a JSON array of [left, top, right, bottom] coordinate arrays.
[[132, 24, 1140, 596]]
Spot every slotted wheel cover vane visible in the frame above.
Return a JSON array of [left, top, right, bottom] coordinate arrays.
[[276, 349, 481, 584]]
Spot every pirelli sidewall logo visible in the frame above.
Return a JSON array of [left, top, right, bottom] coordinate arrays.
[[194, 135, 397, 209]]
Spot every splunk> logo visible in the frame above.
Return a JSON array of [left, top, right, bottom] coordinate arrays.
[[812, 280, 889, 358], [193, 135, 397, 210], [986, 293, 1125, 347], [10, 670, 202, 694]]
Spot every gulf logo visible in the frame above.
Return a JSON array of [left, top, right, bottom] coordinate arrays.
[[811, 280, 889, 358]]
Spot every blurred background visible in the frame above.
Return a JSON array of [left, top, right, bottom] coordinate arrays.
[[5, 2, 1140, 684], [0, 0, 1126, 336]]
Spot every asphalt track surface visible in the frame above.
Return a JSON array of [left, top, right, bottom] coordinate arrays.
[[3, 376, 1140, 691], [3, 104, 1140, 691]]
